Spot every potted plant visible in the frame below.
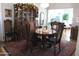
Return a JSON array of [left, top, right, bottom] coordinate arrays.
[[63, 13, 69, 20]]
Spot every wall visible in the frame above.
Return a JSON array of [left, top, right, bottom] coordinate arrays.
[[74, 5, 79, 55], [0, 3, 14, 41], [48, 3, 72, 9], [0, 4, 4, 41], [72, 4, 79, 26], [75, 27, 79, 55], [2, 3, 14, 27]]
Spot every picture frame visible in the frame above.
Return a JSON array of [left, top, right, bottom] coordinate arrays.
[[5, 9, 12, 17]]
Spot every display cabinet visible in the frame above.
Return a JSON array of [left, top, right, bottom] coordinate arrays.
[[14, 3, 38, 40]]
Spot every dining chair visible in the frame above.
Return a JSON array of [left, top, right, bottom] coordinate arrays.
[[4, 19, 13, 41], [47, 21, 64, 55], [37, 26, 42, 28], [29, 21, 42, 51], [31, 33, 41, 46]]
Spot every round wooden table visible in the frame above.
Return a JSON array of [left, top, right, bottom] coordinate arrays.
[[35, 28, 56, 36], [35, 28, 57, 48]]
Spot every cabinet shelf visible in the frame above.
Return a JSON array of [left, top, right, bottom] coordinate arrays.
[[14, 3, 38, 39]]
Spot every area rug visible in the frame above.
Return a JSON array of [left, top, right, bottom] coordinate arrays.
[[28, 41, 76, 56], [4, 40, 76, 56], [4, 40, 27, 56]]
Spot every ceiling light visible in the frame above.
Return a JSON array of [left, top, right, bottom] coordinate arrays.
[[40, 3, 49, 8]]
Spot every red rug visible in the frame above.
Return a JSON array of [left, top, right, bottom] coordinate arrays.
[[4, 40, 27, 56], [4, 40, 76, 56], [30, 41, 76, 56]]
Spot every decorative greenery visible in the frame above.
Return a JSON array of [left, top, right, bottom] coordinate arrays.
[[63, 13, 69, 20], [14, 3, 38, 17]]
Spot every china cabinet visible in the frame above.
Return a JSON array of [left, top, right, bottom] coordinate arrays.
[[14, 3, 38, 40]]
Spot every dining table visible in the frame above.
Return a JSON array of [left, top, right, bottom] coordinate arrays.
[[34, 27, 57, 48], [35, 27, 57, 36]]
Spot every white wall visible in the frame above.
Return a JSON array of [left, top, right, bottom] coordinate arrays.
[[0, 4, 4, 41], [48, 3, 72, 9], [0, 3, 14, 41], [74, 4, 79, 55], [2, 3, 14, 27], [75, 27, 79, 55]]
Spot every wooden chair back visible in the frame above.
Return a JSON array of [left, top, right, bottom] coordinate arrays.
[[4, 19, 12, 33], [51, 21, 64, 42]]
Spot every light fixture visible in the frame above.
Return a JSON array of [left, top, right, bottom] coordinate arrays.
[[40, 3, 49, 8]]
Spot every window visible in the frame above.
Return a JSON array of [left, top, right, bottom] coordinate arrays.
[[48, 8, 73, 27]]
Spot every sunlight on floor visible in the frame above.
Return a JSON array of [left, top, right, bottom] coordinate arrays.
[[61, 29, 71, 42]]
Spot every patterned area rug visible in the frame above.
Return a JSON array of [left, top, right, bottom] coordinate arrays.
[[0, 47, 8, 56], [4, 40, 76, 56], [4, 40, 27, 56], [26, 41, 76, 56]]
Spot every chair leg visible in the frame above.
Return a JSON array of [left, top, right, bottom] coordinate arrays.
[[5, 35, 6, 42], [59, 43, 61, 52], [30, 45, 33, 55], [54, 45, 56, 56]]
